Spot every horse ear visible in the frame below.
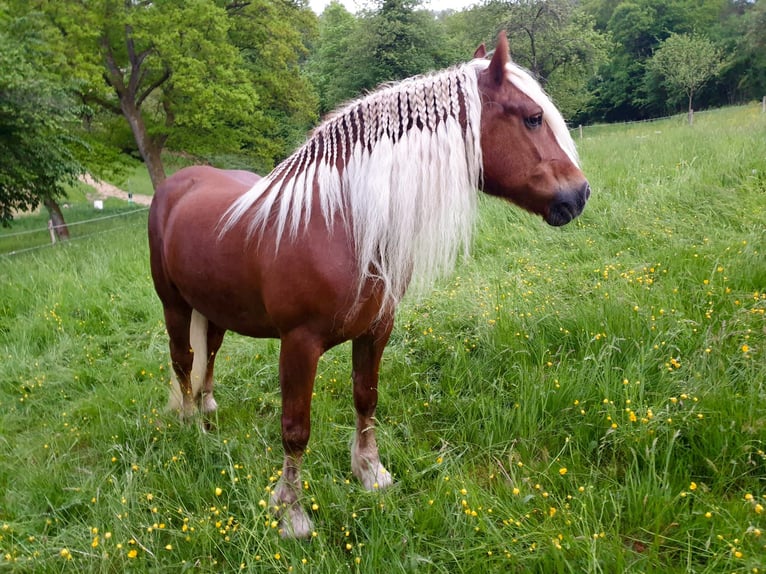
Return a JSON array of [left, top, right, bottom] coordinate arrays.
[[488, 31, 510, 86], [473, 43, 487, 59]]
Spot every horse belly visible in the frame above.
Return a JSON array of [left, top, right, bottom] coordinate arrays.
[[157, 178, 382, 344]]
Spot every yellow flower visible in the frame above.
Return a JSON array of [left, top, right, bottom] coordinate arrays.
[[689, 482, 697, 491], [127, 549, 138, 559], [215, 487, 223, 497], [559, 467, 568, 476], [60, 548, 72, 560], [742, 344, 750, 353]]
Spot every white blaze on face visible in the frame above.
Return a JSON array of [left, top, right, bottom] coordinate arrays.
[[504, 62, 580, 168]]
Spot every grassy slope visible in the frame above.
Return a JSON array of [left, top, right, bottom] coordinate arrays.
[[0, 106, 764, 572]]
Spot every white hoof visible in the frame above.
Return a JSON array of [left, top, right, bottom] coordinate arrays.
[[201, 394, 218, 414], [280, 505, 314, 539], [353, 459, 393, 491]]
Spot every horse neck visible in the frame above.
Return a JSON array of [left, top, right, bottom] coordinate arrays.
[[224, 63, 485, 310]]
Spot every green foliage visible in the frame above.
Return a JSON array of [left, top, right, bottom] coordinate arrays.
[[717, 0, 766, 104], [0, 6, 84, 226], [646, 33, 724, 114], [16, 0, 319, 181], [225, 0, 319, 166], [1, 105, 765, 572], [487, 0, 612, 120], [357, 0, 451, 85], [582, 0, 759, 121], [306, 2, 360, 114], [307, 0, 454, 114]]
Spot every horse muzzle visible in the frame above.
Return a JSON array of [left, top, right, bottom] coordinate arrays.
[[545, 182, 591, 227]]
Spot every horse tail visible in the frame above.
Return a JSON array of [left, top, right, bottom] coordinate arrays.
[[189, 309, 209, 400], [166, 309, 209, 413]]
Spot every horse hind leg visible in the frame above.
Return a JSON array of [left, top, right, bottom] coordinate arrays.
[[165, 304, 196, 420], [350, 317, 395, 491], [167, 308, 224, 427], [198, 315, 226, 427]]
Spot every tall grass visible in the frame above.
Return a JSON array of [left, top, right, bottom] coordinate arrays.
[[1, 105, 764, 572]]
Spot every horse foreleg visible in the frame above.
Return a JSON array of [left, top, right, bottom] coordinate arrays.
[[271, 330, 320, 539], [351, 317, 394, 490]]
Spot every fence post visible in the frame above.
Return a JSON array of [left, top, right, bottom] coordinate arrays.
[[48, 219, 57, 245], [579, 124, 583, 139], [762, 95, 765, 113]]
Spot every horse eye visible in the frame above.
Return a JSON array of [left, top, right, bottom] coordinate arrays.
[[524, 114, 543, 129]]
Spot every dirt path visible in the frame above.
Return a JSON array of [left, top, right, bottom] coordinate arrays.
[[79, 174, 153, 206]]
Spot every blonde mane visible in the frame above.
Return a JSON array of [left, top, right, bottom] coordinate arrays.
[[222, 57, 576, 310]]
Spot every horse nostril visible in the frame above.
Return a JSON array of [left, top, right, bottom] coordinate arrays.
[[546, 183, 589, 227]]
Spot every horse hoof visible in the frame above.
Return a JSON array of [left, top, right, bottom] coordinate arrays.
[[202, 394, 218, 414], [355, 462, 393, 491], [280, 505, 313, 539]]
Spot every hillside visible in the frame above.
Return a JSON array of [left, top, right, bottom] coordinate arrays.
[[1, 105, 765, 572]]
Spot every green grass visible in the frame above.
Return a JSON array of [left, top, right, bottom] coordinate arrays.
[[114, 154, 197, 198], [1, 105, 765, 572], [0, 182, 149, 256]]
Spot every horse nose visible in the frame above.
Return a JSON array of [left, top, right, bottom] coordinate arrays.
[[546, 181, 590, 227]]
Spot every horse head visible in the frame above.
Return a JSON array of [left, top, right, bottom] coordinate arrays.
[[476, 32, 590, 227]]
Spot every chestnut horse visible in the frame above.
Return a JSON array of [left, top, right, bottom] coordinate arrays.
[[148, 33, 589, 538]]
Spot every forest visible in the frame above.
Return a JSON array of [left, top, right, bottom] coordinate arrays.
[[1, 0, 764, 222]]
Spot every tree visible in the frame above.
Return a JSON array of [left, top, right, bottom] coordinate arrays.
[[647, 33, 724, 123], [226, 0, 319, 163], [716, 0, 766, 105], [0, 6, 83, 230], [32, 0, 266, 189], [488, 0, 610, 120], [307, 0, 451, 114], [357, 0, 449, 86], [306, 1, 360, 114]]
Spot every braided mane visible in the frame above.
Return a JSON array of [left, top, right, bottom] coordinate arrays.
[[222, 57, 574, 310]]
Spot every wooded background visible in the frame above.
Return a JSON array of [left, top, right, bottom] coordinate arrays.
[[1, 0, 764, 224]]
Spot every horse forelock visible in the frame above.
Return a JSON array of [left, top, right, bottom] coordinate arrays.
[[222, 61, 486, 309]]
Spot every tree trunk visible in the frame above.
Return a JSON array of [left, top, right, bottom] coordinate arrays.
[[43, 197, 70, 241], [121, 100, 167, 190], [101, 25, 170, 193], [688, 92, 694, 125]]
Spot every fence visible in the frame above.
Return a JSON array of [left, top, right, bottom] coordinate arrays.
[[571, 99, 766, 139], [3, 101, 764, 257], [0, 206, 149, 257]]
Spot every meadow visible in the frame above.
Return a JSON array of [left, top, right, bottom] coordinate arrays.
[[1, 105, 764, 572]]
